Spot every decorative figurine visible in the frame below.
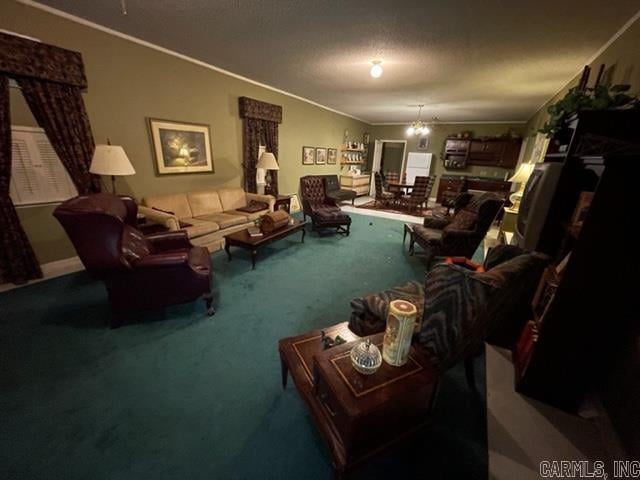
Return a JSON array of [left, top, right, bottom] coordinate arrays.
[[321, 331, 347, 350]]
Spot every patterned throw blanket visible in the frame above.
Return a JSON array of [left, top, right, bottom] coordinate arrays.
[[349, 245, 550, 373]]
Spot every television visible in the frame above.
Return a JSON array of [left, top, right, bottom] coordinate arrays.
[[513, 162, 563, 251]]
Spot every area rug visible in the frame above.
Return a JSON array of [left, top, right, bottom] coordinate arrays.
[[356, 200, 444, 218], [0, 213, 487, 480]]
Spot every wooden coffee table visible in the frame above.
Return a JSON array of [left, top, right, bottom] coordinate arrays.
[[224, 219, 307, 269], [279, 323, 437, 477]]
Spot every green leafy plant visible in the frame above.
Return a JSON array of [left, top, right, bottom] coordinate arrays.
[[540, 84, 640, 137]]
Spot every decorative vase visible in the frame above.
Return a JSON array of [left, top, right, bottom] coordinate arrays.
[[382, 300, 417, 367]]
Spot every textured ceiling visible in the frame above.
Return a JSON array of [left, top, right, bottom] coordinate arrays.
[[27, 0, 640, 123]]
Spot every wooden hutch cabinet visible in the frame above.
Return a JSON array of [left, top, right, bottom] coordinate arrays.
[[467, 138, 522, 168]]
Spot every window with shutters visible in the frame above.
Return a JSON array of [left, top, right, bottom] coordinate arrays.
[[9, 126, 78, 206]]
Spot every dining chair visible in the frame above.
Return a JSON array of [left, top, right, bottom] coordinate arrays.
[[400, 176, 429, 214]]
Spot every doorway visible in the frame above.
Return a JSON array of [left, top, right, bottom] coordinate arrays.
[[369, 140, 407, 196]]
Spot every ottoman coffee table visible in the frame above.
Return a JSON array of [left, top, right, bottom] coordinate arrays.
[[278, 322, 437, 477]]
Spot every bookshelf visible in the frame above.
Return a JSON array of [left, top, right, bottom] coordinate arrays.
[[512, 110, 640, 412]]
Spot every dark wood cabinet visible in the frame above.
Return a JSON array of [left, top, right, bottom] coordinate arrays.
[[468, 138, 522, 168], [442, 139, 470, 169], [436, 175, 511, 203], [436, 176, 465, 203]]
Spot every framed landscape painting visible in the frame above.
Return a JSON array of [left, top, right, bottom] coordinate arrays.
[[302, 146, 315, 165], [327, 148, 338, 164], [148, 118, 214, 175], [315, 147, 327, 165]]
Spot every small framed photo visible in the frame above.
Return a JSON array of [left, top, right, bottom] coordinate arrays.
[[417, 136, 430, 151], [315, 147, 327, 165], [327, 148, 338, 164], [148, 118, 213, 175], [302, 146, 315, 165]]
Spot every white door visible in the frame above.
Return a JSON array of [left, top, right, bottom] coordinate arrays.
[[369, 140, 384, 196]]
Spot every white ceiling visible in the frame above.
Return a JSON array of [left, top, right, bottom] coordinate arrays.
[[27, 0, 640, 123]]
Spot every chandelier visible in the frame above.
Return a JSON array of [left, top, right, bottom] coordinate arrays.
[[406, 104, 430, 136]]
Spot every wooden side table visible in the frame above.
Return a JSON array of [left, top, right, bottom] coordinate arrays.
[[274, 194, 292, 213], [279, 324, 437, 477]]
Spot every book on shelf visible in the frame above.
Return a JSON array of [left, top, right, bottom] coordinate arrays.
[[247, 226, 263, 237]]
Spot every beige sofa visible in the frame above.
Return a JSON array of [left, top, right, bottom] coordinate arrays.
[[138, 188, 275, 252]]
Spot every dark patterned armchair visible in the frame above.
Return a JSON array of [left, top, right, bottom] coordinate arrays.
[[348, 245, 549, 383], [54, 193, 214, 326], [409, 192, 503, 266], [299, 176, 351, 235]]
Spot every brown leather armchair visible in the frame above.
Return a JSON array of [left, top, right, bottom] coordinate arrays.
[[54, 193, 214, 325], [299, 176, 351, 235]]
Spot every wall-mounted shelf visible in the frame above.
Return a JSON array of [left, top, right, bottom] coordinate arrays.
[[341, 146, 365, 164]]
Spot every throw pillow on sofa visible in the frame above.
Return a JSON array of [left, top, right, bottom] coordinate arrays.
[[237, 200, 269, 213]]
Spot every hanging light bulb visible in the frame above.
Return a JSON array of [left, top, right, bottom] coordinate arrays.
[[370, 60, 383, 78], [406, 126, 415, 135]]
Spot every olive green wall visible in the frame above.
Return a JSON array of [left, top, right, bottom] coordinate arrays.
[[368, 123, 526, 195], [523, 17, 640, 158], [1, 1, 367, 265]]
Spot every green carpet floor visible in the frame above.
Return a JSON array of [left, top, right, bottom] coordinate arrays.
[[0, 213, 487, 479]]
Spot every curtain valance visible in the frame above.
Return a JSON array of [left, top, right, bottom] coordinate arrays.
[[239, 96, 282, 124], [0, 32, 87, 88]]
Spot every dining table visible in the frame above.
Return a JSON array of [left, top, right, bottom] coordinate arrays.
[[387, 181, 413, 195]]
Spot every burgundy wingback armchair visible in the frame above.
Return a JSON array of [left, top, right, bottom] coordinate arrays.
[[53, 193, 214, 325]]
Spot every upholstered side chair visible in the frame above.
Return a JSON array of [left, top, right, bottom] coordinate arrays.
[[348, 245, 550, 388], [409, 192, 503, 266]]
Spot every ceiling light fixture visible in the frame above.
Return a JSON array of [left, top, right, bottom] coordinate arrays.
[[370, 60, 383, 78], [406, 105, 431, 136]]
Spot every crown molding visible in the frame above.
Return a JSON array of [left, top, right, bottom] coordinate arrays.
[[370, 120, 527, 126], [15, 0, 369, 124]]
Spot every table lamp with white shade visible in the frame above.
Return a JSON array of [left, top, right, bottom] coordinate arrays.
[[507, 162, 535, 212], [257, 151, 279, 195], [90, 144, 136, 194]]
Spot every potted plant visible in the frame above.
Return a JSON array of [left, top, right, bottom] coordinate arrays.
[[540, 83, 640, 138]]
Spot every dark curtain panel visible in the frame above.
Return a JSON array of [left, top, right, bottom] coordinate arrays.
[[0, 75, 42, 284], [17, 77, 100, 194], [263, 121, 279, 195], [243, 118, 261, 193]]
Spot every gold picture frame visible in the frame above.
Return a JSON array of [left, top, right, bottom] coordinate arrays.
[[148, 118, 214, 175]]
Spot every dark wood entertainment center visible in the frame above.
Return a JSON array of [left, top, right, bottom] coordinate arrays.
[[512, 110, 639, 454]]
